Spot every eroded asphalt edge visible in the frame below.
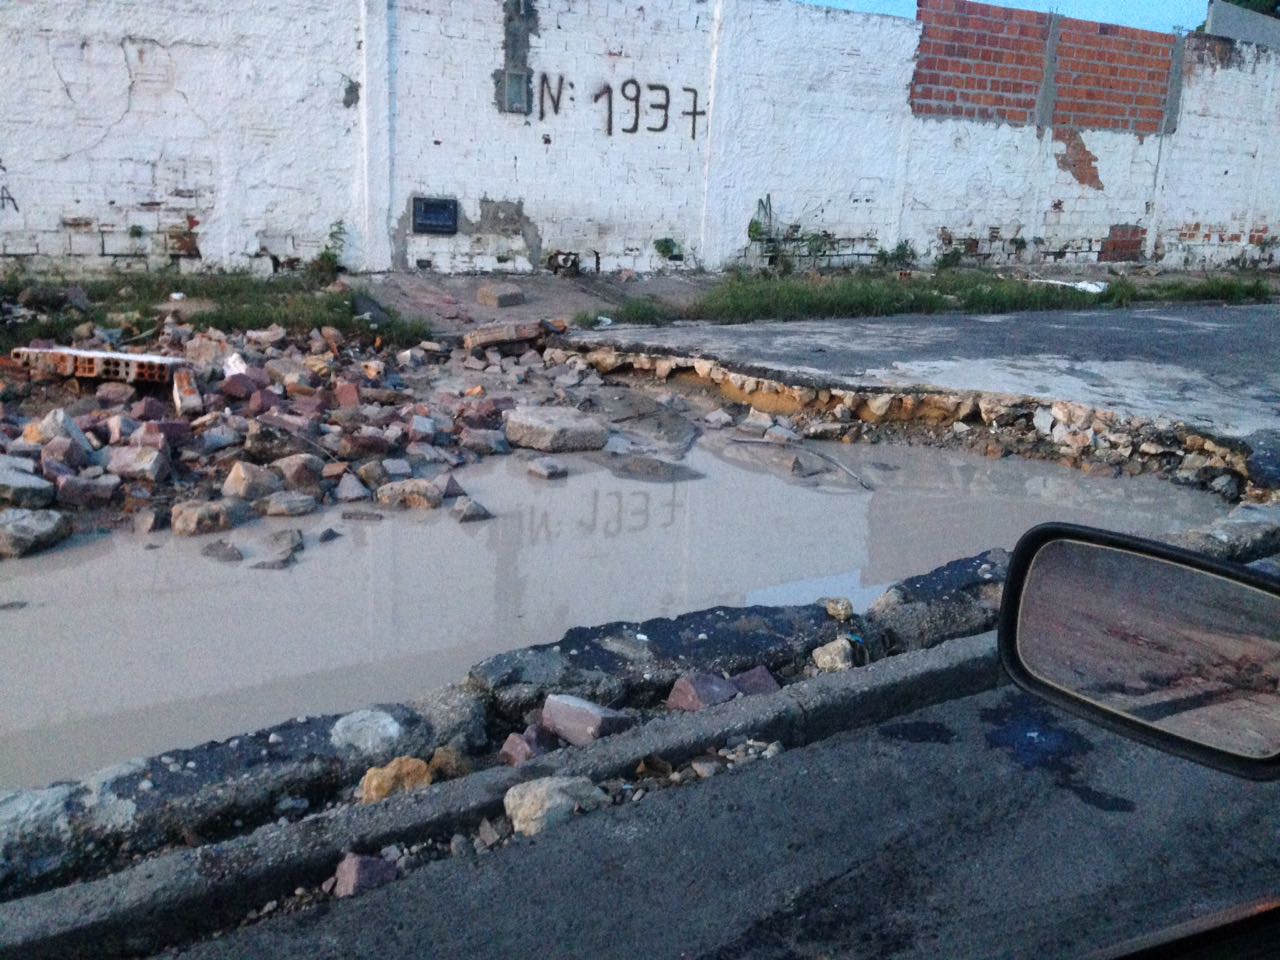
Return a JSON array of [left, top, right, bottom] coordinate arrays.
[[0, 631, 1001, 960]]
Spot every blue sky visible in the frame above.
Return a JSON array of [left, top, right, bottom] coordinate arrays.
[[808, 0, 1210, 33]]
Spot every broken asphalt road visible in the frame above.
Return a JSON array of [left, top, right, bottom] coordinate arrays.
[[160, 685, 1280, 960], [573, 303, 1280, 484]]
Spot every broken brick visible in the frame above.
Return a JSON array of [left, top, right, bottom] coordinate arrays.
[[666, 672, 739, 712], [540, 694, 633, 747], [730, 665, 781, 697], [331, 853, 397, 898]]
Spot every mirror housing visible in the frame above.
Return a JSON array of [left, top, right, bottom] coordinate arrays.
[[999, 523, 1280, 781]]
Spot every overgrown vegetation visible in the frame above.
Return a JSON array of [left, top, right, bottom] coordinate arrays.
[[872, 241, 919, 270], [571, 269, 1272, 328], [0, 264, 431, 354]]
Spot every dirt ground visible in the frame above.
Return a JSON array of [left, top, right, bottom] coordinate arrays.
[[364, 271, 715, 337]]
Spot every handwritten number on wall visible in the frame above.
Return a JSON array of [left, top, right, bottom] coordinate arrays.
[[564, 74, 702, 139], [593, 84, 614, 136], [682, 88, 706, 140], [621, 79, 642, 134], [646, 84, 670, 132]]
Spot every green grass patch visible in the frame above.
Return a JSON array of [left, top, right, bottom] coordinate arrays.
[[679, 270, 1273, 325], [573, 297, 677, 329], [1135, 276, 1270, 305]]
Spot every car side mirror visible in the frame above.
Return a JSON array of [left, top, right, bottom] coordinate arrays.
[[999, 523, 1280, 780]]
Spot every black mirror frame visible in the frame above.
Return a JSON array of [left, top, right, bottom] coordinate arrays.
[[999, 522, 1280, 782]]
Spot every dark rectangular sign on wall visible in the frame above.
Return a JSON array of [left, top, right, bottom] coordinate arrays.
[[413, 197, 459, 235]]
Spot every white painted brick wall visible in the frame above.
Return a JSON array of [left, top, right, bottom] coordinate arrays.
[[0, 0, 363, 273], [702, 2, 920, 268], [0, 0, 1278, 275], [1156, 40, 1280, 267], [389, 0, 714, 273]]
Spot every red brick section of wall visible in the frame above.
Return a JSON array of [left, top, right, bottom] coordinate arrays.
[[1098, 224, 1147, 261], [1052, 19, 1176, 135], [911, 0, 1178, 136], [912, 0, 1050, 125]]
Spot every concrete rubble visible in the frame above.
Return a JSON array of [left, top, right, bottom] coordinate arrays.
[[0, 303, 602, 559], [0, 508, 71, 558]]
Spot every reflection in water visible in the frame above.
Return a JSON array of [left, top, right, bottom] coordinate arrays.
[[0, 442, 1225, 788], [1018, 540, 1280, 760]]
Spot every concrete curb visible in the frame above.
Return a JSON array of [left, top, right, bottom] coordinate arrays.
[[0, 632, 1001, 960]]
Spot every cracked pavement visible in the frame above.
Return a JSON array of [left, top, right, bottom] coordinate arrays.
[[159, 686, 1280, 959], [572, 303, 1280, 482]]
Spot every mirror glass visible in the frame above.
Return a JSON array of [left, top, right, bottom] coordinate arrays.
[[1018, 539, 1280, 760]]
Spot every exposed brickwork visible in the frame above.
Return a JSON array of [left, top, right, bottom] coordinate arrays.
[[912, 0, 1177, 136], [911, 0, 1050, 125], [1053, 128, 1103, 190], [1051, 19, 1176, 135], [1098, 224, 1147, 262]]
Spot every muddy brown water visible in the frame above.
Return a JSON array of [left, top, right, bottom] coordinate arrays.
[[0, 442, 1226, 790]]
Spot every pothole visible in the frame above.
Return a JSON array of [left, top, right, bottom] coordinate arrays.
[[0, 433, 1225, 791]]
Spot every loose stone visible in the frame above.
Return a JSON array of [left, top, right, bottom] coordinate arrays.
[[0, 467, 55, 509], [527, 457, 568, 480], [452, 496, 492, 522], [201, 539, 243, 563], [222, 461, 283, 501], [504, 407, 609, 452], [375, 479, 443, 510], [335, 473, 371, 502], [358, 756, 433, 804], [812, 636, 855, 672], [0, 508, 72, 559], [503, 776, 608, 836], [255, 491, 319, 517], [171, 500, 232, 537], [823, 597, 854, 622]]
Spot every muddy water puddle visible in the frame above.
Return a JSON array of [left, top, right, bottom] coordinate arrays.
[[0, 442, 1225, 789]]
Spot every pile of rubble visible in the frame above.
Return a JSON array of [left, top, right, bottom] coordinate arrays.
[[0, 309, 617, 559], [0, 284, 94, 332]]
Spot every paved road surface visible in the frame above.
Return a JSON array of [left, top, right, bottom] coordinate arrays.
[[573, 304, 1280, 482], [164, 686, 1280, 959]]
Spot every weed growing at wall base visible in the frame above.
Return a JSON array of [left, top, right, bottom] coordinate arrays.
[[580, 270, 1274, 326]]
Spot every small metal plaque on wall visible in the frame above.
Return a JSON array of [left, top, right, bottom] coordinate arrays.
[[413, 198, 459, 235]]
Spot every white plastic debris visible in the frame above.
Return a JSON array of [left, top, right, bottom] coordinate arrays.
[[1025, 278, 1109, 295], [223, 352, 248, 377]]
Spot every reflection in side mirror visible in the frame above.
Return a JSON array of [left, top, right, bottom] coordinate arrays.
[[1001, 525, 1280, 778]]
